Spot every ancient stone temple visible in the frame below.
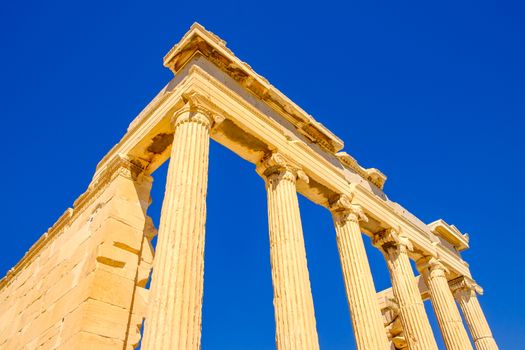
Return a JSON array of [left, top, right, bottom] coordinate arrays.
[[0, 23, 498, 350]]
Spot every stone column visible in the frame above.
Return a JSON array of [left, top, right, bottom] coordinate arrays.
[[451, 277, 498, 350], [373, 229, 438, 350], [141, 101, 214, 350], [417, 257, 473, 350], [329, 195, 390, 350], [257, 153, 319, 350]]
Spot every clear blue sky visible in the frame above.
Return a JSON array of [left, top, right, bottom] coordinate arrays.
[[1, 1, 523, 349]]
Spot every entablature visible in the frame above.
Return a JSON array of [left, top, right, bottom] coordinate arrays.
[[336, 152, 387, 189], [88, 24, 470, 278], [163, 23, 344, 155]]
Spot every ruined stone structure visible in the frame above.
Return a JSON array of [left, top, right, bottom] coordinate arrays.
[[0, 23, 498, 350]]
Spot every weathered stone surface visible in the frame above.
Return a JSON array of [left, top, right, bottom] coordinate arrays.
[[329, 195, 390, 350], [417, 257, 473, 350], [0, 23, 497, 350], [451, 277, 499, 350], [373, 229, 438, 350], [0, 156, 152, 349], [258, 152, 319, 350], [141, 103, 212, 350]]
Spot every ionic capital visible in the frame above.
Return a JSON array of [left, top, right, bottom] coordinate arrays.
[[256, 152, 309, 184], [416, 256, 449, 278], [373, 228, 413, 254], [329, 194, 368, 224], [171, 93, 225, 130], [449, 276, 483, 298]]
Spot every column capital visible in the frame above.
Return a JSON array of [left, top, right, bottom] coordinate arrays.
[[416, 256, 449, 278], [141, 101, 211, 349], [329, 194, 368, 224], [256, 152, 309, 184], [449, 276, 483, 298], [171, 93, 225, 130], [373, 228, 413, 254]]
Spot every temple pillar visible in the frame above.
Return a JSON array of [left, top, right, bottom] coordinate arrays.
[[417, 257, 473, 350], [373, 229, 438, 350], [329, 195, 390, 350], [257, 153, 319, 350], [141, 101, 214, 350], [450, 277, 498, 350]]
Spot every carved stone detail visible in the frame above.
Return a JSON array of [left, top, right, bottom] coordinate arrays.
[[373, 229, 438, 350], [330, 194, 390, 350], [417, 257, 473, 350], [261, 151, 319, 349], [329, 194, 368, 225], [373, 228, 413, 255], [0, 23, 499, 350], [256, 152, 309, 186], [450, 277, 498, 350], [171, 92, 226, 131], [141, 100, 211, 350]]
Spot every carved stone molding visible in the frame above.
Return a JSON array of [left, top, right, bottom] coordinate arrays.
[[75, 155, 149, 220], [449, 276, 497, 349], [373, 228, 413, 255], [172, 104, 213, 129], [449, 276, 483, 298], [416, 256, 449, 279], [256, 151, 309, 185], [164, 23, 344, 154], [171, 92, 226, 130], [329, 194, 368, 225]]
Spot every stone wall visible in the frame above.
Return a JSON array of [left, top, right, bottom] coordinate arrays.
[[0, 157, 155, 349]]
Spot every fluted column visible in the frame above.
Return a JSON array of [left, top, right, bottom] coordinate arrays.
[[451, 277, 498, 350], [417, 257, 473, 350], [257, 153, 319, 350], [373, 229, 438, 350], [329, 195, 390, 350], [141, 100, 214, 350]]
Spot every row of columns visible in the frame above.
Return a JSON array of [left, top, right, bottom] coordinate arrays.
[[140, 103, 498, 350]]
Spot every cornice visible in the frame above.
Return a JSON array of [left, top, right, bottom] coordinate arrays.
[[428, 219, 470, 252], [73, 155, 146, 220], [162, 23, 344, 154], [186, 63, 389, 199], [336, 152, 387, 190]]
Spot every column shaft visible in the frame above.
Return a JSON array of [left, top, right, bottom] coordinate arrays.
[[141, 107, 211, 350], [419, 259, 473, 350], [262, 156, 319, 350], [374, 230, 438, 350], [330, 197, 390, 350], [455, 288, 498, 350]]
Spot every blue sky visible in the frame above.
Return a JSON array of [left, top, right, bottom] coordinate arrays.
[[1, 1, 524, 349]]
